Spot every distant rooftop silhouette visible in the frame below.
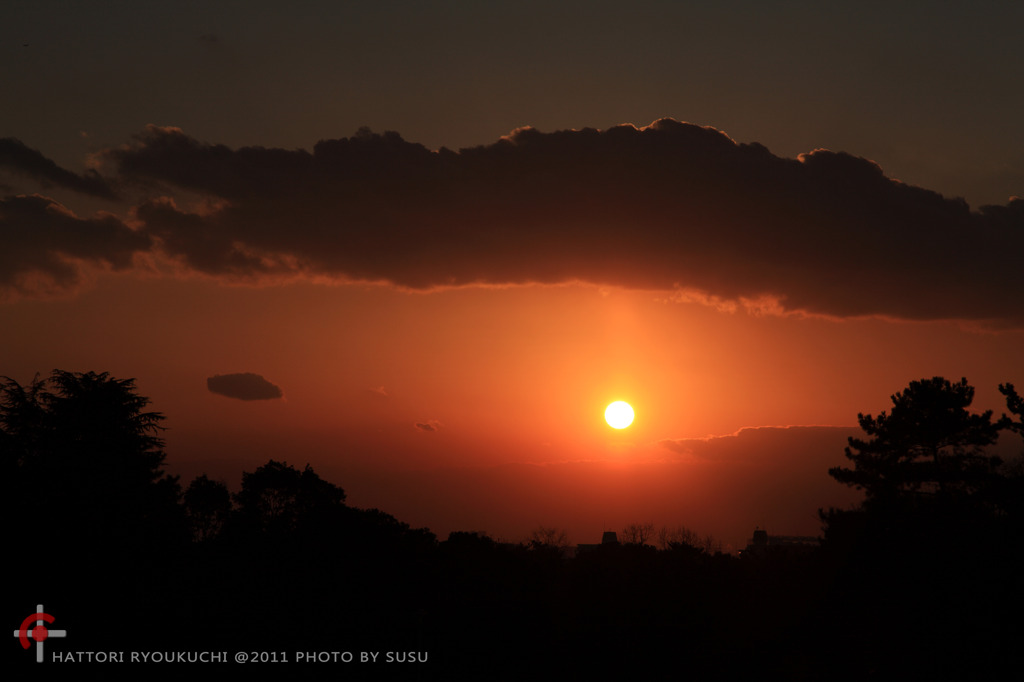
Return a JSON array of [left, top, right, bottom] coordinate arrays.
[[575, 530, 620, 555]]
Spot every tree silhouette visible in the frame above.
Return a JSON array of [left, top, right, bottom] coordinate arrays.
[[527, 525, 571, 559], [2, 370, 186, 631], [993, 383, 1024, 516], [0, 373, 49, 469], [622, 521, 656, 546], [829, 377, 1003, 506], [2, 370, 182, 547], [657, 524, 718, 554], [1000, 383, 1024, 437], [183, 474, 232, 542], [820, 378, 1023, 677], [233, 459, 346, 533], [528, 525, 570, 549]]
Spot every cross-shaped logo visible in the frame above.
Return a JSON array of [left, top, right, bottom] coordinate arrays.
[[13, 604, 67, 663]]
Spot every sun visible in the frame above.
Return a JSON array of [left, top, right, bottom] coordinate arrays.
[[604, 401, 635, 429]]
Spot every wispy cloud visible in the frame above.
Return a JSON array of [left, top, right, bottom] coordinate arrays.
[[415, 420, 442, 433]]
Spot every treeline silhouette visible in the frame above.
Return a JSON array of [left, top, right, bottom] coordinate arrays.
[[4, 371, 1023, 678]]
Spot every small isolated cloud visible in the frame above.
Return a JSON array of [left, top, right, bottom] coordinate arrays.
[[206, 372, 283, 401], [415, 420, 442, 433], [369, 385, 389, 397]]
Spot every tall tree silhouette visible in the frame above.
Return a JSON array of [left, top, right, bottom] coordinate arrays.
[[829, 377, 1003, 506], [2, 371, 181, 541], [822, 378, 1022, 677], [2, 370, 185, 620], [0, 373, 48, 468]]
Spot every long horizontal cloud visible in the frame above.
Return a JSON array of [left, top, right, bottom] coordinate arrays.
[[0, 194, 149, 297], [6, 120, 1024, 323], [0, 138, 116, 199], [103, 121, 1024, 324], [660, 426, 860, 461]]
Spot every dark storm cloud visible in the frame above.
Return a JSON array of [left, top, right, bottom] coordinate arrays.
[[69, 121, 1024, 323], [0, 194, 149, 297], [0, 138, 117, 199], [206, 373, 283, 401]]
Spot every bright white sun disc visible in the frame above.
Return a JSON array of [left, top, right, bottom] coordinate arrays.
[[605, 401, 635, 429]]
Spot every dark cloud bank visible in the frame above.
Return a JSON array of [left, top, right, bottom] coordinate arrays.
[[1, 138, 117, 199], [206, 373, 283, 401], [3, 120, 1023, 323], [0, 195, 147, 296]]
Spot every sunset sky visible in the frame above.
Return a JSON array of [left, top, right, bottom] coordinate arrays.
[[3, 1, 1022, 551]]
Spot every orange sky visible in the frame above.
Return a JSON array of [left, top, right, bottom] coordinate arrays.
[[3, 271, 1021, 550], [3, 2, 1023, 552]]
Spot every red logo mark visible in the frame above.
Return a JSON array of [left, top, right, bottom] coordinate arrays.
[[18, 611, 54, 649], [12, 605, 66, 662]]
